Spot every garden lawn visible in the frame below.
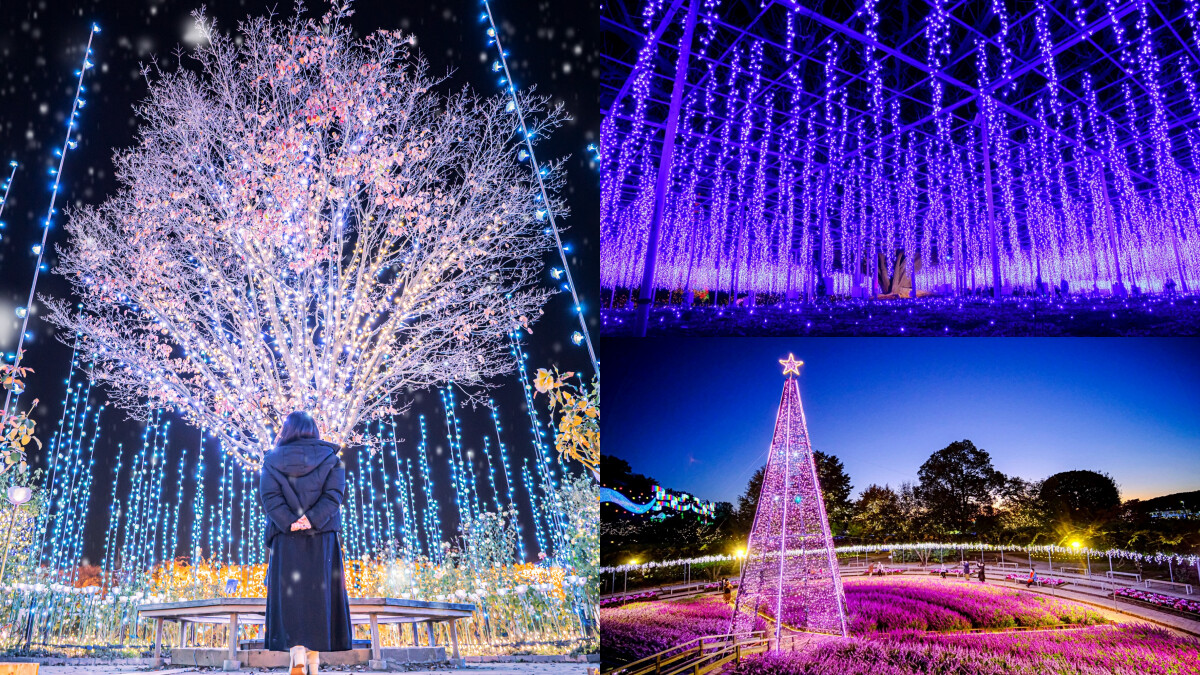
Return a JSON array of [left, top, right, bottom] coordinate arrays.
[[732, 624, 1200, 675]]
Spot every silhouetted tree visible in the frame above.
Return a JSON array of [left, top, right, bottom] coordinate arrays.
[[851, 484, 903, 540], [815, 450, 854, 534], [991, 476, 1046, 543], [915, 440, 1006, 536], [1039, 470, 1121, 523]]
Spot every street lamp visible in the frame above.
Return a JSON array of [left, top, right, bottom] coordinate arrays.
[[623, 559, 637, 606], [0, 485, 33, 583], [735, 547, 746, 577], [1072, 540, 1091, 577]]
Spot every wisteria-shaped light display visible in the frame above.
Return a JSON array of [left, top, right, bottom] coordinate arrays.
[[42, 9, 563, 466], [730, 355, 847, 640], [601, 0, 1200, 329]]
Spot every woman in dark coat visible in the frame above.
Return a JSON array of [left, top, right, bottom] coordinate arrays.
[[260, 411, 352, 675]]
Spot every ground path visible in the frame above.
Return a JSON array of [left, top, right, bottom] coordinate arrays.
[[987, 576, 1200, 636]]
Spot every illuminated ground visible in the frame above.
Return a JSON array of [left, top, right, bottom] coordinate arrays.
[[601, 294, 1200, 336]]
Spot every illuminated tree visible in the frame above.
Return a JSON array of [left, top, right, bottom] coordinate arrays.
[[45, 8, 563, 466], [736, 450, 852, 536]]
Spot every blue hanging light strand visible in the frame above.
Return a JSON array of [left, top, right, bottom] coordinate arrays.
[[0, 161, 17, 233], [193, 429, 206, 564], [1, 24, 100, 429], [479, 1, 596, 372], [100, 442, 125, 585]]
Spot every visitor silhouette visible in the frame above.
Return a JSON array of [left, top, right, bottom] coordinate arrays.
[[260, 411, 353, 674]]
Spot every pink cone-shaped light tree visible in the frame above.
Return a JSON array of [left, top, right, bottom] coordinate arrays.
[[730, 354, 847, 640]]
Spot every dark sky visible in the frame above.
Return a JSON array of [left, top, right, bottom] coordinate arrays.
[[603, 338, 1200, 506], [0, 0, 598, 565]]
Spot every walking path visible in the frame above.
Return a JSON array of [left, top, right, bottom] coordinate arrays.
[[989, 576, 1200, 636]]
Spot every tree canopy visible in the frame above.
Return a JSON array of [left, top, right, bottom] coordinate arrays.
[[1039, 470, 1121, 523], [915, 440, 1006, 535], [46, 8, 563, 465]]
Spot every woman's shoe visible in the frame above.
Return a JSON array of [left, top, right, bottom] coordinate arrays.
[[306, 651, 320, 674], [290, 646, 308, 675]]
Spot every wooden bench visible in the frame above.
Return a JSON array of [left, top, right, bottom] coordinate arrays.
[[1105, 571, 1142, 583], [1145, 579, 1194, 595], [1057, 566, 1087, 575], [139, 597, 474, 670]]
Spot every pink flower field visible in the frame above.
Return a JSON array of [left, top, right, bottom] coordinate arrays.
[[733, 624, 1200, 675], [600, 595, 765, 666], [841, 577, 1106, 633], [1116, 586, 1200, 616], [603, 577, 1126, 670], [600, 578, 1200, 673]]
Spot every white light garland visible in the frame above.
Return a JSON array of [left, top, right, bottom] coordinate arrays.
[[601, 542, 1200, 573]]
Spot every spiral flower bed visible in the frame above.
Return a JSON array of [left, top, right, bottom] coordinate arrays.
[[841, 578, 1104, 634]]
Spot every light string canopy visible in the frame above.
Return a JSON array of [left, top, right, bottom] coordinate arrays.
[[479, 0, 598, 373], [601, 0, 1200, 326], [1, 23, 100, 426]]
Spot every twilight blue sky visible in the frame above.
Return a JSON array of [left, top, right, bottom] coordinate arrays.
[[602, 339, 1200, 505]]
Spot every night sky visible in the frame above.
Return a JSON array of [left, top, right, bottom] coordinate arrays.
[[0, 0, 598, 566], [603, 338, 1200, 506]]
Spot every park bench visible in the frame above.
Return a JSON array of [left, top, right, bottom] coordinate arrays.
[[1057, 566, 1087, 575], [994, 562, 1020, 569], [1145, 579, 1194, 595], [139, 597, 474, 671], [1105, 571, 1142, 583], [843, 561, 866, 568]]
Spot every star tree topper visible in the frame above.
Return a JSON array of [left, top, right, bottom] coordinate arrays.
[[779, 354, 803, 376]]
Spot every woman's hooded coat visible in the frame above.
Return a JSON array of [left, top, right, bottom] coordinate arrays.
[[259, 437, 345, 545]]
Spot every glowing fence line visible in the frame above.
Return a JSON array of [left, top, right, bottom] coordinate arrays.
[[601, 541, 1200, 573]]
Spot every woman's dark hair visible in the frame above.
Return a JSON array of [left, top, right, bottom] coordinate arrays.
[[276, 411, 320, 446]]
